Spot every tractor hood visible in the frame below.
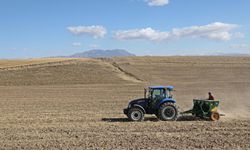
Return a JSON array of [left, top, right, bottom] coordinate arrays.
[[128, 98, 148, 108]]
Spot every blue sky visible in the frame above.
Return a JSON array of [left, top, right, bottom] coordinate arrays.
[[0, 0, 249, 58]]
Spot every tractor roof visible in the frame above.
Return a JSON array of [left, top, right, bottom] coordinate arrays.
[[149, 85, 174, 91]]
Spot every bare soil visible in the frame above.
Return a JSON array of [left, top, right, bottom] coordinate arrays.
[[0, 56, 249, 149]]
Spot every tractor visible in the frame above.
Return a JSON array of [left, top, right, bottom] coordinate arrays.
[[123, 86, 179, 121]]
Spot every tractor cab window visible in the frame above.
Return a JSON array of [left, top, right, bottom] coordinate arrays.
[[150, 88, 166, 101]]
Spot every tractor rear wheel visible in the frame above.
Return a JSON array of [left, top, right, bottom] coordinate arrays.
[[210, 112, 220, 121], [158, 103, 179, 121], [128, 108, 144, 121]]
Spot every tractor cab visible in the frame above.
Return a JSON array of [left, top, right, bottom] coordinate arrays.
[[145, 86, 175, 109], [146, 86, 174, 101]]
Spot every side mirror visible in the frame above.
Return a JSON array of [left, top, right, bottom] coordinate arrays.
[[144, 88, 147, 99]]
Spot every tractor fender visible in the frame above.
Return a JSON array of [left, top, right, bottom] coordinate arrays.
[[132, 104, 146, 114], [156, 99, 176, 109]]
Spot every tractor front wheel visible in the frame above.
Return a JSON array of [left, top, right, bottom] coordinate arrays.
[[158, 103, 179, 121], [128, 108, 144, 121]]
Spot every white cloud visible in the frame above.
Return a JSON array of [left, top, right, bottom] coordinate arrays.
[[72, 42, 82, 47], [114, 22, 240, 42], [147, 0, 169, 6], [115, 27, 169, 41], [67, 25, 107, 38]]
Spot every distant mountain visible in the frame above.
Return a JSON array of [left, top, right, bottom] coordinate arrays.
[[68, 49, 135, 58], [212, 53, 250, 56]]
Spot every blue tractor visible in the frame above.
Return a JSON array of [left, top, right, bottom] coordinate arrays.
[[123, 86, 179, 121]]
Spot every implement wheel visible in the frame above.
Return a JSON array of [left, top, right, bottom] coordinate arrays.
[[210, 112, 220, 121]]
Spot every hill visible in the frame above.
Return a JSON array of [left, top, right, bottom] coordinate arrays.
[[1, 56, 250, 116], [0, 58, 141, 85]]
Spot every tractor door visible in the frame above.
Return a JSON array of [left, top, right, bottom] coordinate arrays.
[[149, 88, 166, 109]]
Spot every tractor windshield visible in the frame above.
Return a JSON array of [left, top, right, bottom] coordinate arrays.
[[149, 88, 167, 100]]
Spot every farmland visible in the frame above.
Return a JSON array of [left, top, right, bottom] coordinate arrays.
[[0, 56, 249, 149]]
